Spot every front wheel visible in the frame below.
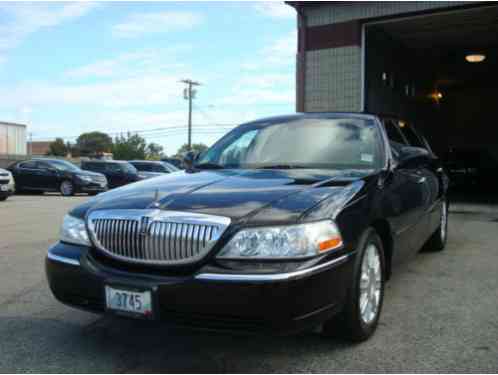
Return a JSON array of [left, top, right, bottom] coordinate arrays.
[[59, 181, 74, 197], [323, 228, 385, 342]]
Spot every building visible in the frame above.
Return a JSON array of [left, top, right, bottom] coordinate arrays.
[[0, 121, 27, 156], [27, 141, 52, 156], [287, 2, 498, 157]]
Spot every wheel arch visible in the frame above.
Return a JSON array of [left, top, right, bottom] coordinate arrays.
[[370, 219, 393, 280]]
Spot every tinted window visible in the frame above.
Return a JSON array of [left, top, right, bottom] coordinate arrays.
[[383, 120, 407, 158], [398, 122, 424, 148], [82, 162, 103, 171], [198, 117, 383, 170], [19, 161, 39, 169], [48, 160, 80, 172]]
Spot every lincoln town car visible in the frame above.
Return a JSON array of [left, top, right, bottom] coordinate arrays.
[[46, 113, 449, 341]]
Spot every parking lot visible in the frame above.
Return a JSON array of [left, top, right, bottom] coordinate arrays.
[[1, 194, 498, 373]]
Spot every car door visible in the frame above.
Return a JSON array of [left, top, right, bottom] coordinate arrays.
[[398, 122, 442, 242], [36, 161, 60, 190], [104, 163, 124, 188], [14, 161, 45, 190], [382, 119, 429, 263]]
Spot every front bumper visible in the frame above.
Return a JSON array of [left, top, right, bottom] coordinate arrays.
[[74, 182, 108, 194], [0, 183, 14, 196], [46, 242, 354, 334]]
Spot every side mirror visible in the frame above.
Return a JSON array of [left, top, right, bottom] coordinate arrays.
[[397, 146, 430, 169], [183, 151, 199, 170]]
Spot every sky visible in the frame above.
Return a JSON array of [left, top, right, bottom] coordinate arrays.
[[0, 1, 297, 156]]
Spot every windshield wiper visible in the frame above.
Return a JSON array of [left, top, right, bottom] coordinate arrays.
[[256, 164, 305, 170], [194, 162, 225, 170]]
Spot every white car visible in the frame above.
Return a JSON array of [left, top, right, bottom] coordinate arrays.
[[0, 168, 15, 201]]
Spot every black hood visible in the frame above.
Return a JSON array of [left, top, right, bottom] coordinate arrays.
[[74, 169, 371, 224]]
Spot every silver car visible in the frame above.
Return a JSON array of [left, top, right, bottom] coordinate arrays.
[[0, 168, 15, 201]]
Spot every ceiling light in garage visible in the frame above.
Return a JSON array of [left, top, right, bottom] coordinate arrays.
[[465, 54, 486, 63]]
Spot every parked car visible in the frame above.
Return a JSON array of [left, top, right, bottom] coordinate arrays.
[[0, 168, 15, 201], [46, 113, 448, 341], [161, 157, 184, 170], [80, 160, 141, 189], [8, 159, 107, 196], [129, 160, 179, 180]]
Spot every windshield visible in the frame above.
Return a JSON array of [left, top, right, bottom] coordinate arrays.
[[49, 160, 81, 172], [120, 163, 138, 174], [197, 117, 384, 170]]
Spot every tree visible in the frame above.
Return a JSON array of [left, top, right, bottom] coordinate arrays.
[[46, 138, 68, 156], [76, 132, 112, 156], [175, 143, 208, 157], [145, 143, 164, 160], [112, 133, 147, 160]]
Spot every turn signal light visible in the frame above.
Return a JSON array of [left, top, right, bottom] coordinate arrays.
[[318, 237, 343, 252]]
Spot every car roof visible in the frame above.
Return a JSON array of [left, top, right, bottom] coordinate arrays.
[[82, 160, 128, 164], [129, 160, 161, 164], [241, 112, 379, 127]]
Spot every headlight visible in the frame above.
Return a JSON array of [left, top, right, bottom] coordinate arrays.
[[60, 214, 91, 246], [217, 220, 343, 259], [78, 175, 93, 183]]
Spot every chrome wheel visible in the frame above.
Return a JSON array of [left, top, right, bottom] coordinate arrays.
[[440, 200, 447, 242], [359, 243, 382, 324], [60, 181, 73, 196]]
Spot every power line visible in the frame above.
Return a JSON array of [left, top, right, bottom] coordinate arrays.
[[30, 123, 237, 141]]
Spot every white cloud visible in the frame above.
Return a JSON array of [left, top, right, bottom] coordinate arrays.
[[254, 2, 295, 19], [0, 2, 98, 61], [0, 72, 191, 112], [239, 30, 297, 73], [65, 47, 190, 79], [112, 11, 203, 38]]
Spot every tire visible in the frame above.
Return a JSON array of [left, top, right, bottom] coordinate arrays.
[[323, 228, 386, 342], [424, 198, 448, 252], [0, 196, 7, 201], [59, 180, 74, 197]]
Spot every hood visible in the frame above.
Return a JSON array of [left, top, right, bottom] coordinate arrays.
[[0, 168, 10, 176], [77, 169, 371, 224]]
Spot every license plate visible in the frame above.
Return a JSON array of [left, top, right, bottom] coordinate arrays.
[[105, 286, 152, 317], [0, 185, 7, 191]]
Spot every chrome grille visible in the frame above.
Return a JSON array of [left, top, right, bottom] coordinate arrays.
[[87, 209, 231, 265]]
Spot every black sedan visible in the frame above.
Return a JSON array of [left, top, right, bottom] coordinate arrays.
[[46, 113, 449, 341], [9, 159, 107, 196], [81, 160, 141, 189]]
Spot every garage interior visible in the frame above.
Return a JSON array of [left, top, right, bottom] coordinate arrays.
[[364, 4, 498, 201]]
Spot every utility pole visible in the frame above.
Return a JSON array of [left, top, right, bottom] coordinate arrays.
[[180, 79, 201, 151]]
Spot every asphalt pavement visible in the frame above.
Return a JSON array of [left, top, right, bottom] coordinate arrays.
[[1, 194, 497, 373]]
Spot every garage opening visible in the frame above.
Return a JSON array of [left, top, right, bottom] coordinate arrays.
[[364, 5, 498, 204]]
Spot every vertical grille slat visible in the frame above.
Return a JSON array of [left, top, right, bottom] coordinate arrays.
[[89, 210, 229, 265]]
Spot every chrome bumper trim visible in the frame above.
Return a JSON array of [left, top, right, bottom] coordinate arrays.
[[195, 254, 349, 282], [47, 251, 81, 266]]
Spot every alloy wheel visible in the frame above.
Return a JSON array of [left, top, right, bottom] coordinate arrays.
[[60, 181, 73, 196], [441, 200, 448, 242], [359, 243, 382, 324]]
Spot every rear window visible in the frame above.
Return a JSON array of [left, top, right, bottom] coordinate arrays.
[[19, 161, 39, 169]]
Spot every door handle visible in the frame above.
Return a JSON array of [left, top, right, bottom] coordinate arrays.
[[417, 177, 426, 184]]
